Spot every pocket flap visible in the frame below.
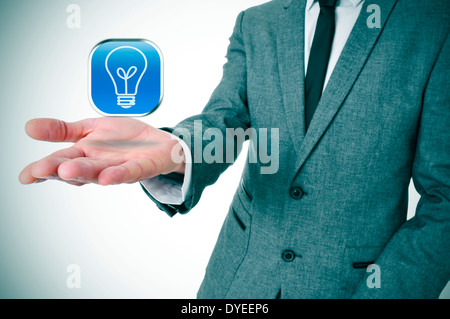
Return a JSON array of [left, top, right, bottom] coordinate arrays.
[[344, 246, 384, 269]]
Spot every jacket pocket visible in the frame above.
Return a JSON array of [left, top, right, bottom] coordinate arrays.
[[339, 245, 384, 296], [240, 179, 253, 201], [232, 208, 247, 231], [197, 189, 253, 299], [352, 261, 375, 269], [236, 178, 253, 215]]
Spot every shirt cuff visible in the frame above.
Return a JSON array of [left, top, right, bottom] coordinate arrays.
[[140, 134, 192, 205]]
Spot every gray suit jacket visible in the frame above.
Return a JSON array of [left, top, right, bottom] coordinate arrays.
[[145, 0, 450, 298]]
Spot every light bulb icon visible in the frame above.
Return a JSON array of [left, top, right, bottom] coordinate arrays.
[[90, 39, 163, 116], [105, 46, 148, 108]]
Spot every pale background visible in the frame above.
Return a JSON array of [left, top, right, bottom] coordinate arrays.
[[0, 0, 448, 298]]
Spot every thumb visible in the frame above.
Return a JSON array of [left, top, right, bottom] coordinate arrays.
[[25, 118, 96, 143]]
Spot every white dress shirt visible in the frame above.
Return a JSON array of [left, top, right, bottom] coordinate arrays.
[[141, 0, 364, 205]]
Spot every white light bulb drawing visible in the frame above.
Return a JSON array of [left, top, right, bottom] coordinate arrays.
[[105, 46, 147, 108]]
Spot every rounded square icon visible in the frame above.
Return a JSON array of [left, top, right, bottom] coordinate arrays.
[[89, 39, 163, 116]]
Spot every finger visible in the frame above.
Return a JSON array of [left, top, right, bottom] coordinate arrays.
[[30, 157, 69, 180], [19, 166, 84, 186], [20, 159, 68, 185], [49, 146, 85, 159], [19, 147, 85, 184], [25, 118, 96, 143], [19, 160, 87, 186], [19, 162, 41, 184], [65, 180, 86, 187], [57, 158, 113, 183], [30, 146, 84, 179], [98, 158, 157, 186]]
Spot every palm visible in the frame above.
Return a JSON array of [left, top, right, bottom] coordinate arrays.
[[78, 118, 167, 164], [19, 118, 184, 186]]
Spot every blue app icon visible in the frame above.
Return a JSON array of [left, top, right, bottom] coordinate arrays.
[[89, 39, 163, 116]]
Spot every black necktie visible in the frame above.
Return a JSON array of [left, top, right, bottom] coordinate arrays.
[[304, 0, 338, 131]]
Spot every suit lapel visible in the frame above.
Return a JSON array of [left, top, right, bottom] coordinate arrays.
[[290, 0, 398, 173], [277, 0, 308, 153]]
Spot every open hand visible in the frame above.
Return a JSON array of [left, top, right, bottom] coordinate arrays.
[[19, 118, 185, 186]]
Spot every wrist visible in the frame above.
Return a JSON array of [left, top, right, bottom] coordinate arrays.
[[159, 128, 189, 175], [172, 157, 186, 174], [168, 139, 186, 175]]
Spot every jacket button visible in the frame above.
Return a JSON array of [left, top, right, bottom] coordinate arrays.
[[289, 186, 304, 200], [282, 250, 296, 262]]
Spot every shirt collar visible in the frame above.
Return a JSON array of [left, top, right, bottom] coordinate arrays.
[[306, 0, 364, 11]]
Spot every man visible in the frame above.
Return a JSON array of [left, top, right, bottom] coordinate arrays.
[[20, 0, 449, 298]]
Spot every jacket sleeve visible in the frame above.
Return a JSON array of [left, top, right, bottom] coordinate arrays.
[[352, 32, 450, 298], [143, 11, 251, 217]]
